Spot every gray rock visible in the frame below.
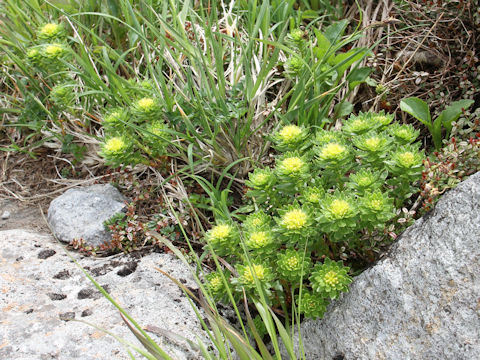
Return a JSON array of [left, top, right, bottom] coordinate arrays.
[[1, 210, 10, 220], [47, 184, 127, 247], [289, 172, 480, 360], [0, 229, 210, 360]]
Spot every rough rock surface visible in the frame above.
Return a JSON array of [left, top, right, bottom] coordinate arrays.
[[290, 172, 480, 360], [0, 229, 209, 360], [47, 184, 127, 247]]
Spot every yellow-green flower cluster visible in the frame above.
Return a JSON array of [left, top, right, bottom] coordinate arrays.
[[236, 263, 272, 289], [273, 124, 308, 150], [276, 153, 309, 177], [100, 137, 133, 167], [296, 290, 328, 319], [246, 168, 275, 189], [26, 47, 42, 64], [387, 124, 420, 144], [353, 132, 391, 155], [205, 223, 238, 256], [300, 186, 324, 205], [319, 193, 358, 240], [321, 194, 356, 221], [342, 115, 372, 135], [369, 111, 394, 128], [289, 29, 306, 43], [102, 137, 129, 156], [310, 258, 352, 299], [243, 211, 271, 231], [205, 270, 230, 301], [132, 97, 161, 119], [245, 230, 275, 252], [388, 145, 424, 175], [43, 43, 67, 59], [37, 23, 65, 40], [314, 129, 344, 146], [360, 190, 395, 224], [315, 142, 351, 169], [348, 169, 384, 193], [277, 249, 312, 282], [278, 206, 310, 231], [103, 109, 128, 132], [286, 56, 303, 75]]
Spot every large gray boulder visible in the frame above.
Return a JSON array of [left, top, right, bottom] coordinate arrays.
[[291, 172, 480, 360], [0, 229, 209, 359], [47, 184, 127, 247]]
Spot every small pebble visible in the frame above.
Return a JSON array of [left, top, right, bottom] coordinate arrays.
[[81, 309, 93, 317], [1, 211, 10, 220], [59, 312, 76, 321]]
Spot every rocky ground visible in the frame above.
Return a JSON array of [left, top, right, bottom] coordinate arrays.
[[0, 205, 209, 359]]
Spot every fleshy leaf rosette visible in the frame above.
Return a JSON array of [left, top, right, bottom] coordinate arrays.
[[296, 289, 328, 319], [310, 257, 352, 299]]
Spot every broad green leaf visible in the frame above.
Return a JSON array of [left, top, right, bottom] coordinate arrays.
[[400, 97, 432, 129], [347, 67, 373, 90], [330, 48, 369, 77], [313, 29, 331, 61], [323, 19, 349, 44], [334, 101, 353, 118], [438, 99, 474, 135]]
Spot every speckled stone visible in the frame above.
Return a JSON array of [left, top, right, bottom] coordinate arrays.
[[0, 230, 209, 360], [287, 172, 480, 360], [47, 184, 127, 247]]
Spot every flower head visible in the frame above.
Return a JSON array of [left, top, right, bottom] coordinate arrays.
[[390, 146, 424, 170], [243, 211, 271, 230], [103, 137, 128, 155], [296, 290, 328, 319], [343, 115, 371, 135], [370, 112, 393, 128], [26, 48, 42, 64], [348, 169, 384, 193], [318, 193, 358, 240], [137, 97, 155, 111], [103, 109, 127, 128], [387, 124, 420, 144], [289, 29, 306, 43], [316, 142, 352, 169], [310, 257, 352, 299], [314, 129, 343, 146], [276, 153, 308, 177], [329, 199, 351, 218], [321, 194, 356, 220], [273, 124, 307, 149], [280, 208, 308, 230], [286, 56, 303, 74], [301, 186, 324, 205], [245, 230, 274, 250], [277, 249, 312, 281], [50, 83, 74, 107], [353, 132, 390, 154], [209, 224, 233, 241], [205, 223, 239, 256], [43, 43, 66, 59], [38, 23, 65, 40], [237, 263, 272, 288], [133, 97, 161, 119], [246, 168, 274, 189]]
